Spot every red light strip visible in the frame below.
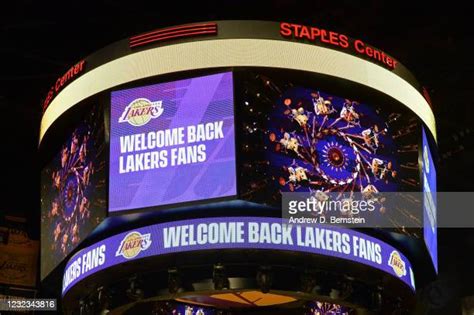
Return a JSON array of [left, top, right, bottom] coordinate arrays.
[[130, 26, 216, 46], [129, 23, 217, 48], [130, 22, 216, 41], [130, 30, 217, 48]]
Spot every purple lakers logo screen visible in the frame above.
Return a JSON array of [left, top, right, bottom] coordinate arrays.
[[109, 72, 236, 212]]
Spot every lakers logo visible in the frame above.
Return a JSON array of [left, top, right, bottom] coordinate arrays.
[[115, 231, 152, 259], [388, 250, 407, 277], [118, 98, 163, 126]]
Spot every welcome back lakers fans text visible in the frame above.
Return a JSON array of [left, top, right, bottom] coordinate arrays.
[[118, 121, 225, 174]]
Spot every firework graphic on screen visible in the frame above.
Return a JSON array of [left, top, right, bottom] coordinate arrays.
[[40, 104, 106, 278], [152, 302, 215, 315], [269, 88, 401, 194], [239, 71, 421, 232], [306, 301, 355, 315], [172, 305, 215, 315]]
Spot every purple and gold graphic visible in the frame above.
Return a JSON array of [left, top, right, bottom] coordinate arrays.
[[40, 104, 106, 279], [62, 217, 415, 295], [109, 72, 236, 212]]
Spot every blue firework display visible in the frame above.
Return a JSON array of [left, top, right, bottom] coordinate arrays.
[[40, 104, 106, 279]]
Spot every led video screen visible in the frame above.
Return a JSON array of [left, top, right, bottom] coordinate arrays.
[[109, 72, 236, 212], [171, 303, 215, 315], [40, 103, 106, 280], [237, 70, 424, 231], [422, 127, 437, 272], [306, 301, 355, 314], [62, 217, 415, 295]]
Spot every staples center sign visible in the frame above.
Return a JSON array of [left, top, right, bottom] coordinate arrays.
[[280, 22, 398, 69], [42, 60, 86, 113]]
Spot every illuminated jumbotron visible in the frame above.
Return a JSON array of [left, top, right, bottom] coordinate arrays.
[[38, 20, 437, 314]]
